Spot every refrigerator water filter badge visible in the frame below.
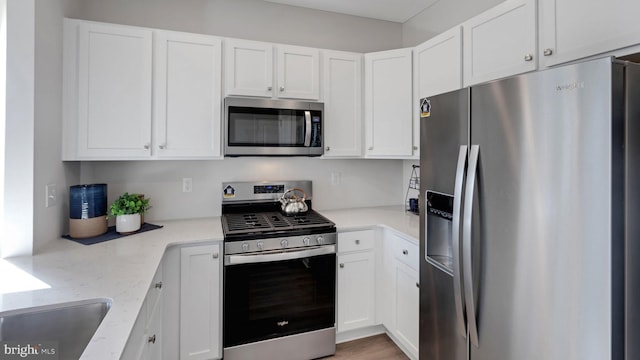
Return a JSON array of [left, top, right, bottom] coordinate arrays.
[[420, 98, 431, 118]]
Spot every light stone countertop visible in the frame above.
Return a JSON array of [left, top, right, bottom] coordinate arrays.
[[0, 205, 419, 359]]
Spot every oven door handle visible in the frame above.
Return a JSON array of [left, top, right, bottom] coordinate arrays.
[[224, 245, 336, 266]]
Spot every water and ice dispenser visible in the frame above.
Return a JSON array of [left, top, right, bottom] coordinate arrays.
[[425, 191, 455, 272]]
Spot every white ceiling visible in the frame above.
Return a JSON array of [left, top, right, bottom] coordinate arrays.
[[262, 0, 440, 23]]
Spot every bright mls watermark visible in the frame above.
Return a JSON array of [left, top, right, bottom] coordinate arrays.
[[0, 342, 58, 359]]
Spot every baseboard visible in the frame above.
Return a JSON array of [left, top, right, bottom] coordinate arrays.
[[336, 325, 417, 360], [336, 325, 386, 344]]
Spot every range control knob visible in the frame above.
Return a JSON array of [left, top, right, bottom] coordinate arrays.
[[316, 236, 324, 245], [256, 241, 264, 251], [280, 239, 289, 248], [242, 242, 250, 252], [303, 237, 310, 246]]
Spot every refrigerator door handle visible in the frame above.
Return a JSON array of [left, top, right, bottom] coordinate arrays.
[[452, 145, 468, 338], [463, 144, 480, 347]]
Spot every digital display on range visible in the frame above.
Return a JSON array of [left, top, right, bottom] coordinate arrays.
[[254, 185, 285, 194]]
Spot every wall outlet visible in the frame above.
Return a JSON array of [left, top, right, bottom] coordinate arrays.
[[331, 172, 342, 186], [182, 178, 193, 193], [45, 183, 57, 207]]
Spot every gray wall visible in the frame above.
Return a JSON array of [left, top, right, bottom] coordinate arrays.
[[32, 0, 82, 253], [402, 0, 504, 47], [80, 159, 404, 221], [72, 0, 403, 53]]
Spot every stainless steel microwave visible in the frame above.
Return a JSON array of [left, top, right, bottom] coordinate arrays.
[[224, 97, 324, 156]]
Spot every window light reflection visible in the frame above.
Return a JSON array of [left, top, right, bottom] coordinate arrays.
[[0, 259, 50, 295]]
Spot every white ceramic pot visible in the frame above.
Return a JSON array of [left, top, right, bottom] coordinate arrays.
[[116, 214, 141, 234]]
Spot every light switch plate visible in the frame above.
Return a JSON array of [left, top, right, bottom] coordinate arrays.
[[46, 183, 57, 207]]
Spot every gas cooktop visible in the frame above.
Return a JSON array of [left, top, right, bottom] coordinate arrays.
[[220, 181, 336, 242]]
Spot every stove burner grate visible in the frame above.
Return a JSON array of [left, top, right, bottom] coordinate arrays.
[[222, 210, 334, 235]]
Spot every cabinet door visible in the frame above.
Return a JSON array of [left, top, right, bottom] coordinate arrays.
[[155, 31, 222, 158], [364, 49, 413, 158], [394, 260, 419, 359], [77, 22, 152, 158], [413, 26, 462, 157], [277, 45, 320, 100], [462, 0, 536, 86], [224, 39, 273, 97], [180, 244, 222, 360], [539, 0, 640, 67], [337, 251, 376, 332], [322, 50, 363, 158]]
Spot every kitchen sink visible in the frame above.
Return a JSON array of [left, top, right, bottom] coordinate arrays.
[[0, 299, 111, 359]]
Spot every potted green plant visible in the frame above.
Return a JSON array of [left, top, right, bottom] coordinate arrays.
[[109, 193, 150, 234]]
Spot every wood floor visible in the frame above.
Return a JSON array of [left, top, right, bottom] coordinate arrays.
[[322, 334, 409, 360]]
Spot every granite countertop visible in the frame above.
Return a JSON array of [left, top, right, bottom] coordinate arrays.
[[0, 205, 419, 359]]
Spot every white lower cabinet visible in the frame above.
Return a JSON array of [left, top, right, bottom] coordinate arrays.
[[180, 244, 222, 360], [385, 231, 419, 360], [337, 251, 376, 332], [392, 261, 419, 359], [121, 265, 164, 360], [337, 230, 376, 333], [336, 228, 419, 359]]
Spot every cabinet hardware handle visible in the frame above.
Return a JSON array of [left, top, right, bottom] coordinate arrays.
[[144, 143, 150, 149], [325, 146, 330, 151], [543, 48, 553, 56], [280, 86, 285, 92], [524, 54, 533, 62], [368, 146, 373, 151], [267, 86, 272, 91], [159, 144, 166, 150], [339, 263, 344, 268], [416, 282, 420, 288], [155, 281, 162, 289], [413, 146, 418, 150], [148, 335, 156, 344], [355, 239, 360, 245], [402, 249, 408, 255], [213, 253, 219, 259]]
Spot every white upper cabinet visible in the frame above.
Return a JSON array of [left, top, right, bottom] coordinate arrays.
[[412, 26, 462, 158], [64, 19, 224, 160], [224, 39, 319, 100], [364, 48, 413, 158], [462, 0, 537, 86], [322, 50, 363, 158], [154, 31, 222, 159], [414, 26, 463, 99], [277, 44, 320, 99], [224, 39, 274, 97], [539, 0, 640, 67], [76, 22, 153, 159]]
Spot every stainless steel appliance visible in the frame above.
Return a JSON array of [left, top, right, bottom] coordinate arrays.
[[224, 97, 324, 156], [420, 57, 640, 360], [221, 180, 337, 360]]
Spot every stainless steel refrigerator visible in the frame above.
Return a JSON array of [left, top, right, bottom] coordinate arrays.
[[419, 56, 640, 360]]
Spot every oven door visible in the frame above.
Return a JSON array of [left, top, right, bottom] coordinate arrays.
[[223, 245, 336, 348]]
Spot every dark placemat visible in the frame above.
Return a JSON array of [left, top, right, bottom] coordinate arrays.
[[63, 223, 164, 245]]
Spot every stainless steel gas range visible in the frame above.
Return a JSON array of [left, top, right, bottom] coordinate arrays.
[[221, 180, 337, 360]]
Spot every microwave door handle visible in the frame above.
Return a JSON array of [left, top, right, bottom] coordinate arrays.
[[304, 111, 311, 147]]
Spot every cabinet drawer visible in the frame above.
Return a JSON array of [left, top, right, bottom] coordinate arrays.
[[393, 235, 419, 270], [338, 230, 375, 253]]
